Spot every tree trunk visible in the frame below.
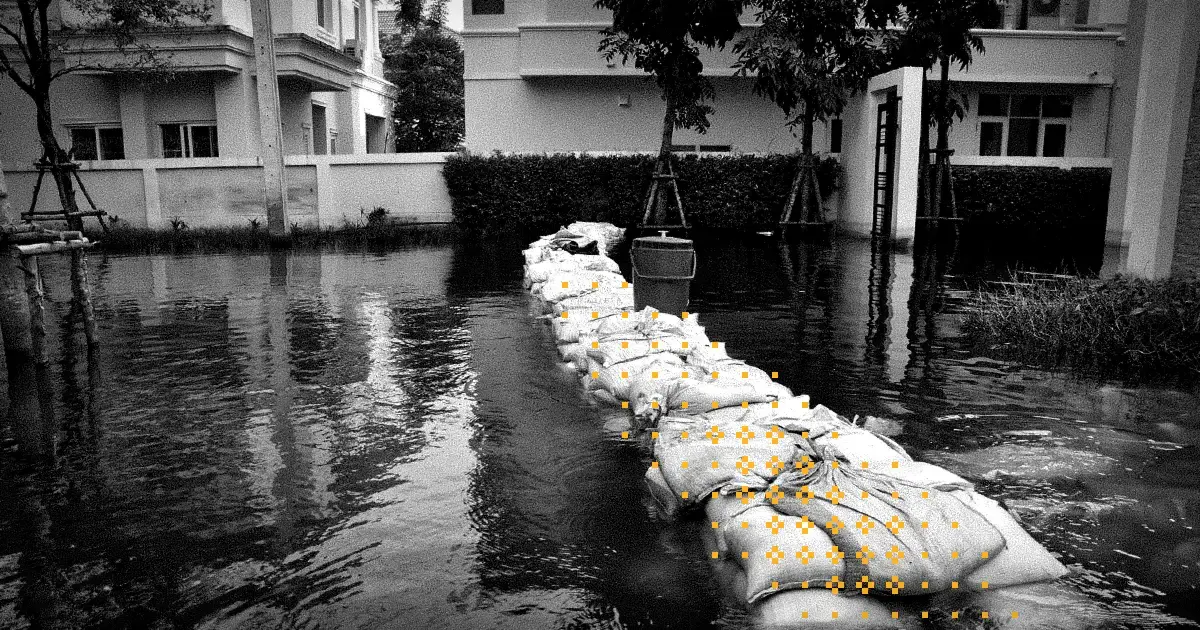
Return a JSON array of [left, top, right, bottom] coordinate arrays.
[[34, 97, 83, 230], [800, 107, 816, 221], [932, 54, 951, 220], [653, 94, 675, 225]]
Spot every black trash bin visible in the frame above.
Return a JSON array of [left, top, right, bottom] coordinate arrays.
[[631, 235, 696, 316]]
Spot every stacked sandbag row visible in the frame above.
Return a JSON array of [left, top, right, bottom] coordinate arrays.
[[522, 224, 1068, 626]]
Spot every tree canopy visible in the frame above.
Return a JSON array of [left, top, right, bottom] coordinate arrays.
[[594, 0, 747, 140], [383, 3, 464, 152]]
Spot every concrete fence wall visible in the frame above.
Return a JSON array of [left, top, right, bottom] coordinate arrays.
[[3, 153, 456, 230]]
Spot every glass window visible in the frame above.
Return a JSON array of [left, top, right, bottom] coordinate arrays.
[[978, 93, 1008, 117], [1007, 118, 1040, 156], [98, 128, 125, 160], [1042, 95, 1074, 118], [1075, 0, 1090, 23], [979, 122, 1004, 156], [472, 0, 504, 15], [160, 123, 219, 158], [317, 0, 328, 28], [354, 5, 360, 40], [830, 119, 843, 154], [71, 128, 98, 161], [191, 125, 218, 158], [1043, 124, 1067, 157], [1013, 95, 1041, 117]]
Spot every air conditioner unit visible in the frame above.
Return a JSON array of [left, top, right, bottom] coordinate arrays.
[[343, 38, 358, 55]]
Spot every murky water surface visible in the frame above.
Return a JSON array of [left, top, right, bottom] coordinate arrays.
[[1, 237, 1197, 629]]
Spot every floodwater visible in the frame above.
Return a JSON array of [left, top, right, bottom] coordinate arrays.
[[0, 235, 1197, 629]]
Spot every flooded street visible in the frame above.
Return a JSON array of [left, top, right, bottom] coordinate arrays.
[[0, 236, 1198, 628]]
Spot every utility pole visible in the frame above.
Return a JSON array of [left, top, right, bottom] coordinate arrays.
[[250, 0, 290, 243]]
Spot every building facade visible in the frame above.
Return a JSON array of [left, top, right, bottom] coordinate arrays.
[[0, 0, 395, 168], [462, 0, 1200, 278]]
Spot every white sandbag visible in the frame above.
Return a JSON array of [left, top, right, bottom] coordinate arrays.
[[538, 271, 626, 303], [659, 377, 783, 411], [752, 589, 903, 628], [558, 342, 589, 367], [653, 421, 801, 505], [955, 490, 1070, 590], [724, 505, 843, 603], [587, 337, 677, 366], [645, 464, 682, 519], [554, 288, 635, 315], [772, 463, 1005, 593], [588, 355, 683, 401], [811, 427, 915, 470]]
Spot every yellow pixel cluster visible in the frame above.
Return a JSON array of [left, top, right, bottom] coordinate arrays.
[[524, 223, 1068, 626]]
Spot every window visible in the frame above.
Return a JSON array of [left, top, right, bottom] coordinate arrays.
[[160, 123, 219, 158], [472, 0, 504, 15], [976, 93, 1073, 158], [353, 5, 360, 40], [317, 0, 331, 28], [1075, 0, 1090, 24], [829, 119, 843, 154], [69, 126, 124, 160]]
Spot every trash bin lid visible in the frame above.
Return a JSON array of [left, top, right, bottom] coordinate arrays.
[[633, 235, 693, 250]]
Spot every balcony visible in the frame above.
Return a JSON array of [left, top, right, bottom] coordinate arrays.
[[269, 33, 362, 91]]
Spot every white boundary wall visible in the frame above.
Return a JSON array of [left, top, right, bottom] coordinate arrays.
[[2, 153, 455, 229]]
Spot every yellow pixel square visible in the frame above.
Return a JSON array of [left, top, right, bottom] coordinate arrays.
[[711, 342, 719, 348], [621, 431, 628, 439], [981, 551, 989, 559], [712, 371, 719, 378], [592, 341, 600, 348], [621, 282, 629, 289], [562, 281, 569, 288], [741, 401, 749, 408], [621, 312, 629, 319], [952, 611, 959, 619], [742, 371, 749, 379], [651, 431, 659, 439], [651, 461, 659, 468], [892, 461, 899, 468], [621, 341, 629, 349], [771, 371, 778, 378], [621, 401, 629, 408], [772, 401, 779, 408], [891, 612, 899, 619], [682, 371, 690, 378], [592, 281, 599, 289], [682, 312, 690, 319], [982, 612, 990, 619], [652, 341, 659, 349], [982, 581, 989, 589], [681, 491, 689, 499], [951, 581, 959, 589], [651, 401, 660, 409], [591, 371, 599, 379], [921, 612, 929, 619], [712, 521, 719, 529], [711, 401, 719, 409], [621, 371, 629, 378], [651, 312, 659, 319], [681, 401, 689, 409], [682, 341, 690, 349], [561, 312, 569, 319], [711, 551, 719, 558], [651, 371, 659, 378], [592, 311, 599, 319]]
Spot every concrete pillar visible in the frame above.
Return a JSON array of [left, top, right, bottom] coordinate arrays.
[[215, 72, 260, 158], [118, 80, 150, 159], [1107, 0, 1200, 279], [250, 0, 291, 239], [892, 66, 924, 247]]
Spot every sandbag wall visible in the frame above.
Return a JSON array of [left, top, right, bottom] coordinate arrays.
[[524, 223, 1069, 626]]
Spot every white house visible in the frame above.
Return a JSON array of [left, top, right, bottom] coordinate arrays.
[[461, 0, 1200, 279], [0, 0, 459, 229]]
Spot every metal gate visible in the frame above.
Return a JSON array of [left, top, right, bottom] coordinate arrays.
[[872, 94, 899, 239]]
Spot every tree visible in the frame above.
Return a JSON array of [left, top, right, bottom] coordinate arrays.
[[868, 0, 1002, 220], [734, 0, 881, 226], [384, 27, 464, 152], [0, 0, 211, 228], [593, 0, 746, 227]]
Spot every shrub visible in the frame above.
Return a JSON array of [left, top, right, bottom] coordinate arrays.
[[962, 275, 1200, 382], [442, 152, 841, 237], [956, 165, 1110, 240]]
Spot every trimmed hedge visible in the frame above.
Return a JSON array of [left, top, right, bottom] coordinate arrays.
[[442, 152, 839, 237], [954, 166, 1111, 271], [443, 154, 1111, 248]]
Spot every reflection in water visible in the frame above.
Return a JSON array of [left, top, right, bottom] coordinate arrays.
[[0, 239, 1197, 629]]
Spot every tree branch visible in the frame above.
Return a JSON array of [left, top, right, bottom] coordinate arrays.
[[0, 22, 33, 66], [0, 47, 36, 97]]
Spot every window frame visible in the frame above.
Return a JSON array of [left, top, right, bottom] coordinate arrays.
[[471, 0, 504, 15], [68, 124, 125, 161], [975, 93, 1074, 158], [160, 122, 220, 159]]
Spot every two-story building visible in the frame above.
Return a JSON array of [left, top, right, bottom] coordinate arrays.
[[461, 0, 1200, 279], [0, 0, 394, 166]]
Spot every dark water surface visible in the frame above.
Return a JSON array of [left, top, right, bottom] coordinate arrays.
[[1, 236, 1198, 629]]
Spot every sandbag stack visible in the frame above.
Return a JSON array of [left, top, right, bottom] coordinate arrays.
[[523, 224, 1068, 626]]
